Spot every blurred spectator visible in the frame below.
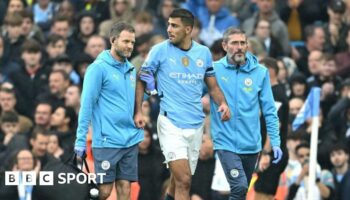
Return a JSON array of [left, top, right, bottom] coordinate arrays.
[[153, 0, 179, 38], [308, 54, 342, 117], [0, 149, 39, 199], [227, 0, 255, 22], [191, 18, 203, 44], [45, 34, 67, 61], [243, 0, 290, 55], [50, 106, 76, 153], [83, 34, 106, 59], [57, 0, 75, 25], [0, 35, 20, 79], [131, 33, 153, 71], [276, 58, 290, 95], [210, 39, 225, 61], [30, 128, 60, 168], [279, 0, 328, 41], [294, 24, 325, 77], [47, 132, 67, 160], [0, 87, 33, 134], [247, 37, 266, 59], [0, 111, 29, 170], [288, 97, 304, 129], [133, 11, 155, 37], [137, 126, 167, 200], [306, 50, 323, 82], [98, 0, 133, 37], [19, 10, 45, 44], [251, 19, 285, 58], [287, 143, 334, 200], [64, 84, 81, 114], [6, 0, 26, 15], [335, 28, 350, 79], [68, 11, 97, 57], [51, 54, 80, 84], [2, 12, 26, 63], [32, 0, 59, 32], [9, 39, 49, 118], [34, 102, 53, 131], [37, 70, 70, 110], [323, 0, 348, 54], [185, 0, 239, 47], [343, 0, 350, 25], [328, 83, 350, 148], [73, 53, 94, 83], [49, 15, 71, 39], [73, 0, 110, 24], [289, 73, 308, 99], [330, 143, 350, 200]]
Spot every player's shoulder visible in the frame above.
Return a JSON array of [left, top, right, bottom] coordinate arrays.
[[151, 40, 169, 52], [192, 40, 210, 52]]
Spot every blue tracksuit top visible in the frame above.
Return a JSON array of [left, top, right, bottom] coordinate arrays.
[[210, 52, 280, 154], [75, 50, 143, 148]]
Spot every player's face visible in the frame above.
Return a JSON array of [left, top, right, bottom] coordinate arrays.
[[222, 33, 248, 65], [167, 17, 188, 45], [110, 30, 135, 60]]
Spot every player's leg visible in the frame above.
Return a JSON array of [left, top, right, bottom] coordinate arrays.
[[115, 145, 138, 200], [157, 114, 197, 200], [93, 148, 122, 200], [169, 159, 192, 200], [115, 180, 131, 200], [217, 150, 247, 200]]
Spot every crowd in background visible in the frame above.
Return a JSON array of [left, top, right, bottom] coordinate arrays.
[[0, 0, 349, 199]]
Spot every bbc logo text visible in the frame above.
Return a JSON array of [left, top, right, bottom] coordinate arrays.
[[5, 171, 105, 185]]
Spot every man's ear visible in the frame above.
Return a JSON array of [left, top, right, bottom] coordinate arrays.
[[185, 26, 192, 35], [110, 37, 115, 44], [222, 41, 228, 52]]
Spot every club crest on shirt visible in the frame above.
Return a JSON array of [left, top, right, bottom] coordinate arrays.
[[196, 59, 204, 67], [182, 57, 189, 67], [244, 78, 253, 86]]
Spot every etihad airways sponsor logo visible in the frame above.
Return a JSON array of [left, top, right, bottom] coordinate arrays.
[[169, 72, 204, 80]]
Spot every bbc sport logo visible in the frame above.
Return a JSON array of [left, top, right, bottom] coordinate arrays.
[[5, 171, 106, 185]]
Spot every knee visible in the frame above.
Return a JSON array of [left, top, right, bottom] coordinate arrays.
[[230, 184, 248, 197], [98, 187, 112, 200], [116, 181, 131, 196], [174, 173, 191, 190]]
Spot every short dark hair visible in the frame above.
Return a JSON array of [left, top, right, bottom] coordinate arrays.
[[109, 22, 135, 40], [1, 111, 19, 123], [305, 24, 323, 40], [330, 143, 349, 155], [52, 15, 70, 25], [50, 69, 70, 81], [21, 39, 41, 53], [55, 106, 77, 129], [222, 27, 246, 43], [46, 34, 66, 46], [19, 9, 34, 22], [4, 12, 23, 26], [0, 87, 15, 96], [295, 142, 310, 154], [260, 57, 279, 75], [169, 8, 194, 27], [31, 126, 48, 140]]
